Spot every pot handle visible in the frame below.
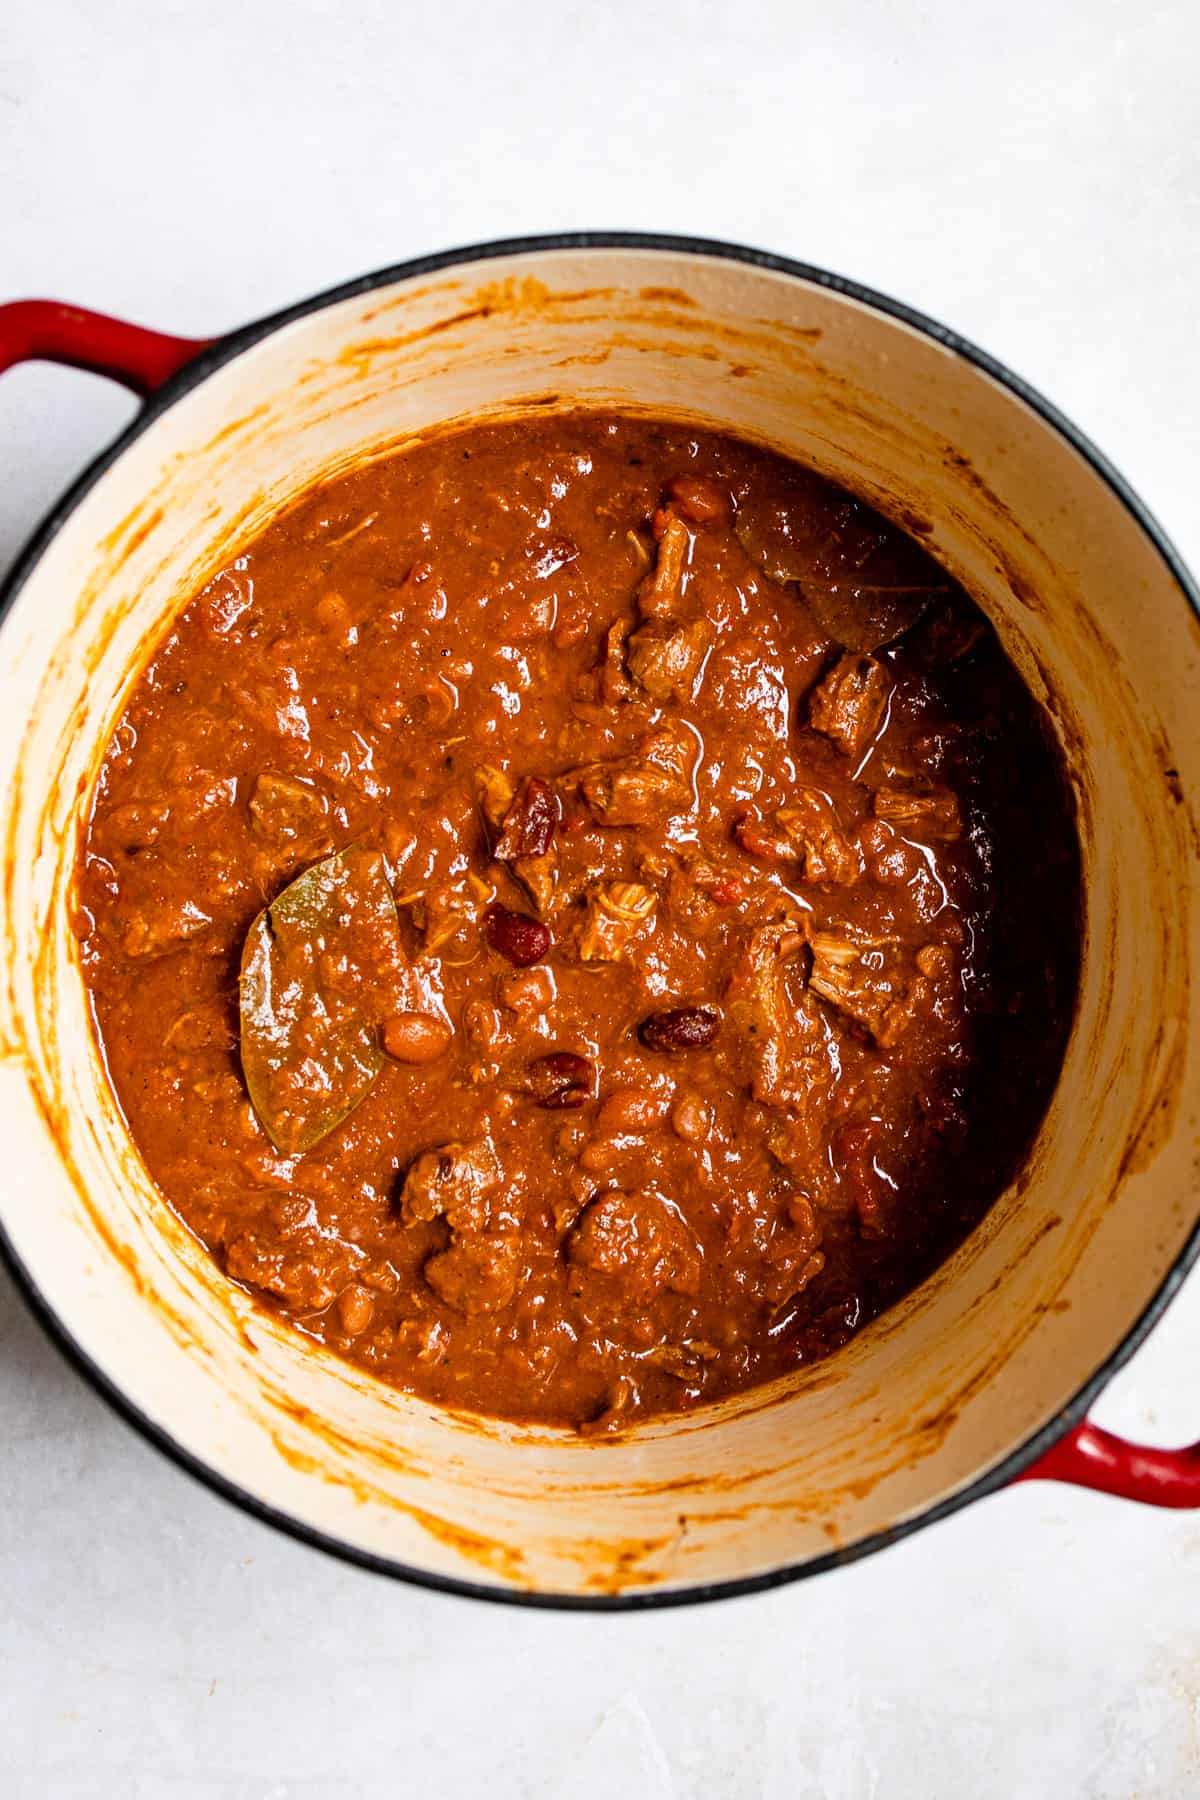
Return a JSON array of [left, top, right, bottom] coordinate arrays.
[[1017, 1420, 1200, 1507], [0, 299, 210, 397]]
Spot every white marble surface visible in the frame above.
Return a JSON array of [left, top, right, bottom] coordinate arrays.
[[3, 1, 1199, 1793]]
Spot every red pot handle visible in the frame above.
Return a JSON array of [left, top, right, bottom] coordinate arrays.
[[1018, 1421, 1200, 1507], [0, 299, 211, 397]]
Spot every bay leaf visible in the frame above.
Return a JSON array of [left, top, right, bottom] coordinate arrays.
[[239, 846, 400, 1154], [735, 491, 946, 651]]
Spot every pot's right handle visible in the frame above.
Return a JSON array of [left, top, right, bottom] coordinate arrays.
[[1018, 1421, 1200, 1507], [0, 299, 211, 397]]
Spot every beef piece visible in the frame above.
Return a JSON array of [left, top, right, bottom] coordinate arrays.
[[121, 897, 214, 959], [578, 881, 657, 962], [410, 883, 481, 955], [402, 1137, 518, 1313], [424, 1232, 520, 1315], [641, 1339, 720, 1380], [733, 809, 794, 865], [225, 1224, 358, 1313], [572, 721, 696, 828], [399, 1136, 520, 1314], [637, 511, 690, 618], [567, 1189, 701, 1302], [723, 919, 825, 1107], [398, 1138, 501, 1234], [640, 721, 695, 785], [776, 788, 861, 885], [780, 790, 861, 886], [578, 760, 682, 828], [601, 616, 635, 704], [479, 772, 562, 914], [760, 1199, 826, 1309], [512, 847, 559, 916], [476, 764, 515, 834], [248, 770, 330, 843], [809, 653, 892, 756], [665, 855, 747, 938], [626, 617, 712, 701], [808, 929, 933, 1048], [872, 784, 962, 842]]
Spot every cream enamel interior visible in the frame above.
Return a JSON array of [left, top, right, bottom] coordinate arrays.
[[1, 246, 1197, 1599]]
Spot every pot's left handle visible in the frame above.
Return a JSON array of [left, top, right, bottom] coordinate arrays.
[[1018, 1421, 1200, 1507], [0, 300, 211, 397]]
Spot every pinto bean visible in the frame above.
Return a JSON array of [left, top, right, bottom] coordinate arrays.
[[671, 1094, 712, 1141], [596, 1089, 668, 1134], [381, 1012, 453, 1064], [336, 1285, 375, 1336]]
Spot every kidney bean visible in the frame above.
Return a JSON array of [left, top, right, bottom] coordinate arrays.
[[639, 1006, 721, 1052], [485, 905, 551, 966], [529, 1051, 594, 1109], [381, 1012, 454, 1064]]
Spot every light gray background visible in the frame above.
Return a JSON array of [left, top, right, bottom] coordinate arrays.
[[3, 2, 1199, 1794]]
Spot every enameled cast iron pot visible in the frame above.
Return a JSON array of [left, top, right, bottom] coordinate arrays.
[[1, 235, 1198, 1608]]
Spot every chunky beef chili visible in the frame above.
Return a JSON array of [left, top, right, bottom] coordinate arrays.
[[75, 416, 1080, 1429]]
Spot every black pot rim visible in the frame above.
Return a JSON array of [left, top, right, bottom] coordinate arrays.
[[2, 229, 1197, 1612]]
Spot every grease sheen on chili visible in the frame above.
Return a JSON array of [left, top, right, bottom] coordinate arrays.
[[76, 415, 1080, 1430]]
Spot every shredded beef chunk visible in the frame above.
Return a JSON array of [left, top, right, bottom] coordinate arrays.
[[637, 510, 691, 617], [777, 788, 861, 885], [567, 1190, 702, 1303], [225, 1223, 359, 1313], [723, 920, 819, 1107], [809, 653, 892, 757], [872, 783, 962, 842], [424, 1232, 521, 1316], [399, 1139, 501, 1233], [77, 414, 1080, 1428], [626, 618, 712, 701], [578, 882, 657, 962], [572, 721, 696, 828]]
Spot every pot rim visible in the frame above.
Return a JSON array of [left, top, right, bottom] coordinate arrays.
[[2, 228, 1197, 1611]]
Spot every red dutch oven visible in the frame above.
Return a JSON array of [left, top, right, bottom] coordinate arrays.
[[0, 235, 1197, 1606]]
